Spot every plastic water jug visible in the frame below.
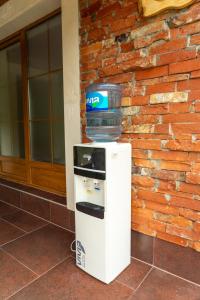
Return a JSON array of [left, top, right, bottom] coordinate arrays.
[[85, 83, 122, 142]]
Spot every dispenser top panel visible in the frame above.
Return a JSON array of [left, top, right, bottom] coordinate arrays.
[[74, 146, 105, 171]]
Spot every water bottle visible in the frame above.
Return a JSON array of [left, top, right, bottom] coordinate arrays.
[[85, 83, 122, 142]]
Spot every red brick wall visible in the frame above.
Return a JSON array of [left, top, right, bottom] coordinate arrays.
[[79, 0, 200, 252]]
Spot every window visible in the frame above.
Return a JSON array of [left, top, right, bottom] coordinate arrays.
[[0, 42, 25, 158], [0, 12, 66, 196], [28, 15, 65, 164]]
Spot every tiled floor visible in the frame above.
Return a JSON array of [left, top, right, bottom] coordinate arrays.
[[0, 201, 200, 300]]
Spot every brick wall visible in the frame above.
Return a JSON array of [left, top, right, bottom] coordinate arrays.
[[79, 0, 200, 252]]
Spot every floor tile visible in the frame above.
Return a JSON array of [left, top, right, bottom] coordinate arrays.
[[2, 210, 48, 232], [50, 202, 75, 232], [3, 224, 74, 275], [20, 193, 50, 221], [131, 268, 200, 300], [0, 219, 25, 246], [0, 185, 20, 207], [131, 231, 154, 264], [154, 238, 200, 285], [0, 201, 18, 217], [10, 257, 133, 300], [0, 250, 37, 300], [116, 258, 151, 290]]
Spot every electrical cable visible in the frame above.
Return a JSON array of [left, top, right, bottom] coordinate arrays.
[[70, 239, 76, 253]]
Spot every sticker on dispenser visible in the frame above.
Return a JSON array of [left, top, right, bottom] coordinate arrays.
[[86, 91, 108, 112], [76, 240, 86, 268]]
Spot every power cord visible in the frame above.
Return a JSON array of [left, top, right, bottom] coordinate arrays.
[[70, 240, 76, 253]]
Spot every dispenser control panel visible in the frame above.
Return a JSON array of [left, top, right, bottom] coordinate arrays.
[[74, 146, 105, 171]]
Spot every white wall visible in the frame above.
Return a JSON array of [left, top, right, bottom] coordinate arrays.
[[61, 0, 81, 211], [0, 0, 81, 210]]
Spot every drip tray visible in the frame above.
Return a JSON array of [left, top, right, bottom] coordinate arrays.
[[76, 202, 104, 219]]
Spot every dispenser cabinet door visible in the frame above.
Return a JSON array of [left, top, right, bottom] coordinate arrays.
[[74, 146, 105, 171]]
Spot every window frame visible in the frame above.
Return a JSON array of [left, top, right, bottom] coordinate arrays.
[[0, 9, 66, 196]]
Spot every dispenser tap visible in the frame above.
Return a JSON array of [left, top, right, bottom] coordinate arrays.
[[83, 177, 88, 183], [83, 177, 92, 192], [94, 179, 100, 191]]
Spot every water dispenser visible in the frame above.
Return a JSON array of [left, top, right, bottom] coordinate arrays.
[[74, 142, 131, 283]]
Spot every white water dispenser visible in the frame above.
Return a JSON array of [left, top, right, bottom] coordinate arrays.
[[74, 142, 131, 284]]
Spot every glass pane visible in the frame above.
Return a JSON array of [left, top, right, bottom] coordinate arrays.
[[10, 82, 23, 121], [0, 86, 10, 122], [49, 15, 63, 71], [30, 121, 51, 162], [0, 121, 25, 158], [0, 85, 23, 122], [27, 14, 64, 165], [51, 71, 64, 119], [0, 43, 25, 158], [12, 122, 25, 157], [52, 121, 65, 164], [27, 22, 48, 77], [0, 121, 12, 156], [29, 75, 49, 120], [0, 43, 23, 121]]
